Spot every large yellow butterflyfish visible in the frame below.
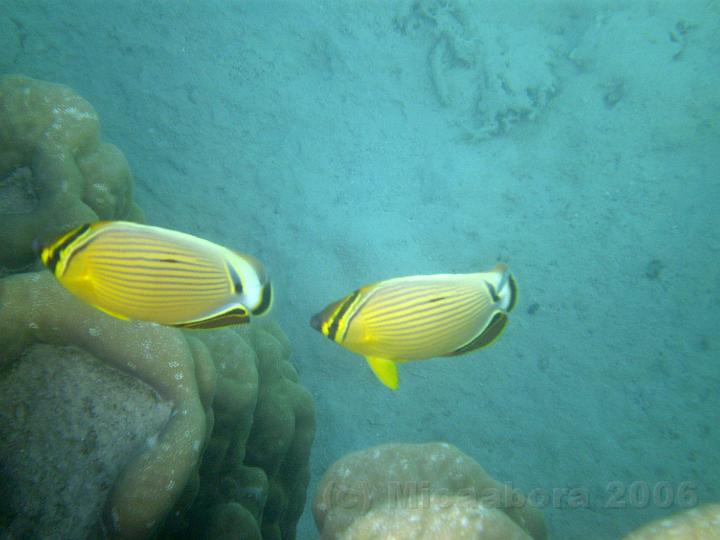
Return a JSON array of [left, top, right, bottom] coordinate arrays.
[[310, 264, 517, 390], [39, 221, 272, 329]]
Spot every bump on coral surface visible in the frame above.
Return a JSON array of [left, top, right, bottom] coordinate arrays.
[[313, 442, 546, 540], [205, 502, 263, 540], [0, 75, 144, 272]]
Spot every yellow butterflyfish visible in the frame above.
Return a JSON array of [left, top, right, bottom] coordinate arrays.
[[39, 221, 272, 329], [310, 264, 517, 390]]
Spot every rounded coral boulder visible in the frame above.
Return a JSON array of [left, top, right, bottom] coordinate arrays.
[[0, 74, 143, 271], [313, 442, 547, 540]]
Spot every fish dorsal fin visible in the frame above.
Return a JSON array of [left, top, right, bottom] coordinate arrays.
[[366, 356, 399, 390], [447, 312, 508, 356], [173, 303, 250, 329]]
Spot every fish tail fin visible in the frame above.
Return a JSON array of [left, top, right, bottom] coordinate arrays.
[[366, 356, 399, 390]]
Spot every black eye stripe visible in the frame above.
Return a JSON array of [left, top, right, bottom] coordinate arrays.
[[227, 262, 243, 294], [328, 289, 360, 342], [47, 223, 91, 273], [484, 281, 500, 303]]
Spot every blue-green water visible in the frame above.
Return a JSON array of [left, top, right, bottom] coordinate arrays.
[[1, 1, 718, 538]]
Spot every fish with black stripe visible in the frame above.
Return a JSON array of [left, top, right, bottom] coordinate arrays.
[[310, 264, 517, 390], [39, 221, 272, 329]]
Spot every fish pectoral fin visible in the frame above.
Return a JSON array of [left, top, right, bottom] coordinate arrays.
[[173, 303, 251, 330], [366, 356, 399, 390]]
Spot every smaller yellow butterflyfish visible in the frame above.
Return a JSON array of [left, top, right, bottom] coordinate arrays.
[[39, 221, 272, 329], [309, 264, 518, 390]]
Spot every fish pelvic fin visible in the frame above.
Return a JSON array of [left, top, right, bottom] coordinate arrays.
[[366, 356, 399, 390], [173, 304, 251, 330]]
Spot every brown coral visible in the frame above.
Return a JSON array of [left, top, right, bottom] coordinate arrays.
[[0, 271, 212, 538]]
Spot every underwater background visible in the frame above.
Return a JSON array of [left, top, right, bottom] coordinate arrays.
[[1, 0, 718, 538]]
